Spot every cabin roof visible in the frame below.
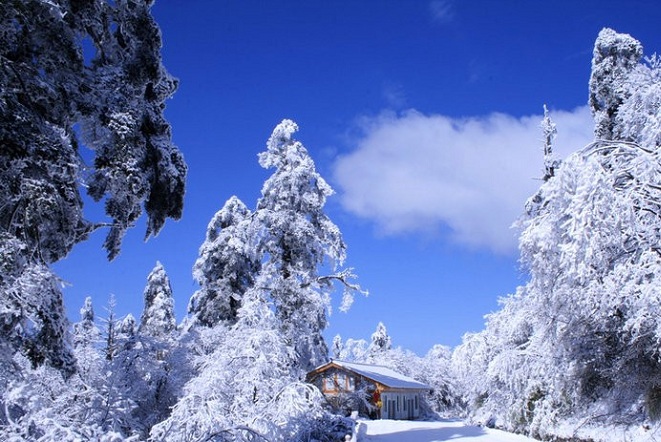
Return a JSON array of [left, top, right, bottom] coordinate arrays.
[[309, 360, 431, 391]]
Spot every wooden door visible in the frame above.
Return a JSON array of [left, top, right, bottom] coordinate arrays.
[[388, 399, 395, 419]]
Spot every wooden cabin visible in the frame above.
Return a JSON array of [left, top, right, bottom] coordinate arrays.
[[306, 360, 431, 420]]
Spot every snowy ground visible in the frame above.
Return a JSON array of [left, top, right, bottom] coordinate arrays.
[[355, 419, 539, 442]]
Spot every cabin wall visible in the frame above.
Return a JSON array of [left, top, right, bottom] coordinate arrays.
[[313, 367, 357, 394], [380, 392, 423, 420]]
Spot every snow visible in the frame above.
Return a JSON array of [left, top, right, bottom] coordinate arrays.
[[331, 360, 431, 390], [356, 419, 539, 442]]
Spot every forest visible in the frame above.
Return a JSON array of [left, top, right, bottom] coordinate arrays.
[[2, 1, 661, 441]]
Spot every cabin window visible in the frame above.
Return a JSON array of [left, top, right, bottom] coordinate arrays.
[[324, 376, 335, 391], [348, 376, 355, 391], [337, 373, 346, 388], [415, 395, 418, 409], [403, 397, 407, 410]]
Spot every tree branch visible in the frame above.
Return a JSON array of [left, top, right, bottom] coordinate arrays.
[[203, 425, 271, 442]]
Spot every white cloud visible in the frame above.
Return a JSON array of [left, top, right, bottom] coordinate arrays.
[[333, 106, 594, 255]]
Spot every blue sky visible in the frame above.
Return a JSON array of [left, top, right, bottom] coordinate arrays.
[[54, 0, 661, 355]]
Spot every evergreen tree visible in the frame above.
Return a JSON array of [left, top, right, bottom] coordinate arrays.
[[0, 243, 75, 374], [254, 119, 364, 371], [589, 28, 643, 140], [153, 279, 297, 441], [189, 196, 258, 327], [541, 105, 559, 182], [0, 0, 186, 373], [72, 297, 103, 381], [0, 0, 186, 262], [140, 262, 176, 338], [367, 322, 392, 357], [74, 297, 97, 343], [331, 334, 343, 360], [186, 120, 364, 369], [137, 263, 179, 434]]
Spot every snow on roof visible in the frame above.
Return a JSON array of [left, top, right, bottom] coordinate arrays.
[[326, 360, 431, 390]]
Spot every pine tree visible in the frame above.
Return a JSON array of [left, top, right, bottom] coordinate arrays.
[[541, 105, 559, 182], [152, 279, 298, 441], [254, 119, 364, 371], [0, 242, 75, 374], [137, 262, 179, 434], [72, 297, 103, 381], [589, 28, 643, 140], [189, 196, 258, 327], [331, 334, 343, 360], [0, 0, 186, 262], [0, 0, 186, 373], [140, 261, 176, 338], [368, 322, 392, 357]]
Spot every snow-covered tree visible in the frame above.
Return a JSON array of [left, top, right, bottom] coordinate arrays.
[[418, 344, 461, 415], [541, 105, 559, 182], [451, 331, 492, 415], [453, 28, 661, 438], [614, 54, 661, 148], [134, 262, 179, 433], [71, 297, 103, 384], [189, 196, 258, 327], [0, 0, 186, 374], [153, 276, 349, 442], [74, 298, 97, 344], [1, 0, 186, 261], [0, 355, 109, 441], [331, 334, 343, 360], [367, 321, 392, 358], [589, 28, 643, 140], [254, 119, 364, 371], [338, 338, 368, 362], [0, 239, 75, 374], [162, 120, 364, 439], [140, 262, 176, 338], [1, 302, 148, 439]]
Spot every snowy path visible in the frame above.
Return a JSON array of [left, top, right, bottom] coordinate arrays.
[[356, 419, 538, 442]]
